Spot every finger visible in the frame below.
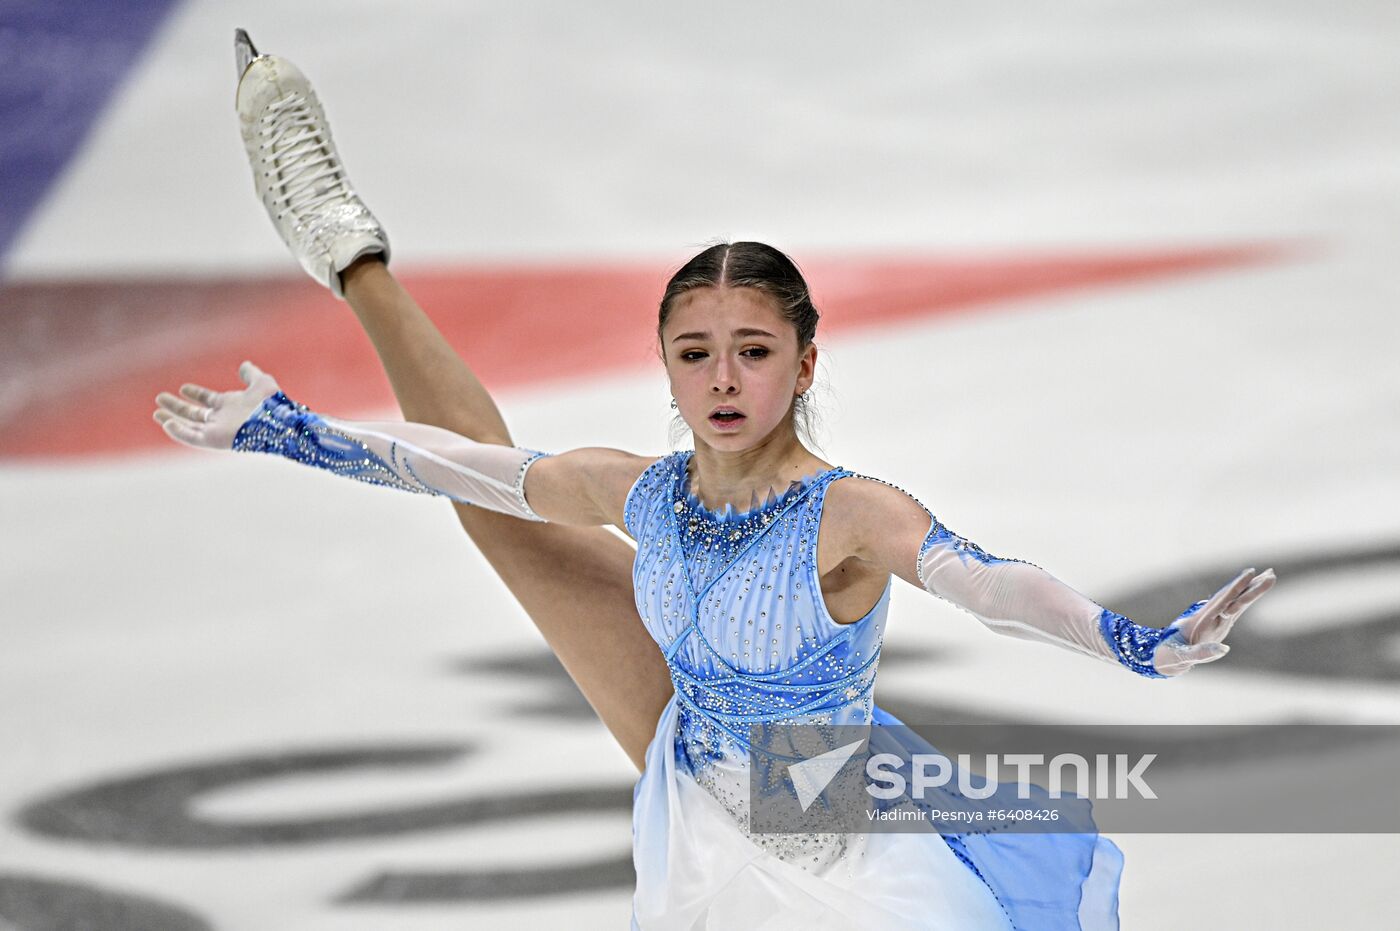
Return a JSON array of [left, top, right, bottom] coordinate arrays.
[[1215, 567, 1257, 606], [239, 360, 266, 387], [1179, 641, 1230, 666], [1229, 569, 1276, 612], [1182, 568, 1257, 642], [1209, 570, 1278, 642], [1152, 638, 1228, 676], [155, 392, 210, 422], [1196, 642, 1230, 662], [159, 416, 206, 448], [167, 394, 210, 420], [1215, 569, 1277, 623], [153, 406, 201, 427], [1206, 613, 1239, 645], [179, 383, 221, 407]]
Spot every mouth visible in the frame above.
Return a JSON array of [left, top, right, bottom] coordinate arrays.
[[708, 407, 746, 430]]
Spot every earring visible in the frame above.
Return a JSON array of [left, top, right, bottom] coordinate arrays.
[[670, 397, 679, 410]]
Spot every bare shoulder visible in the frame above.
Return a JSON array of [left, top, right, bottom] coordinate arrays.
[[520, 448, 660, 526], [565, 447, 660, 493], [525, 447, 660, 527], [825, 474, 931, 528], [823, 474, 933, 566]]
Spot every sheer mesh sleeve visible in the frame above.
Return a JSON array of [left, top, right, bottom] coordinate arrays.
[[231, 390, 550, 521], [915, 515, 1190, 678]]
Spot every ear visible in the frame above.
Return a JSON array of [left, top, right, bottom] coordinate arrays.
[[796, 342, 818, 394]]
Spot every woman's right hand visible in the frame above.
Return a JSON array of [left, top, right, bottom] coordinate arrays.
[[153, 361, 280, 450]]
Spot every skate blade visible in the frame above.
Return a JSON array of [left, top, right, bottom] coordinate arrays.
[[234, 28, 261, 81]]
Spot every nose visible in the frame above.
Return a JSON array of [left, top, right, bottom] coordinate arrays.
[[711, 355, 738, 394]]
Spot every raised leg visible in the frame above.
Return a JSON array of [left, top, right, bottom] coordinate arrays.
[[341, 259, 670, 772], [232, 34, 668, 770]]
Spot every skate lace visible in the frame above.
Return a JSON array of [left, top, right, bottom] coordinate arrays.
[[260, 94, 352, 219]]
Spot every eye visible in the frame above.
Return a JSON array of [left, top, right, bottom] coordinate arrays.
[[679, 350, 708, 362], [741, 346, 770, 359]]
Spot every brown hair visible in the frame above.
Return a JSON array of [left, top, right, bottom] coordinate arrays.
[[657, 241, 820, 352]]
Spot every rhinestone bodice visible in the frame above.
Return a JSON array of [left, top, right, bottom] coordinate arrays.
[[624, 452, 891, 778]]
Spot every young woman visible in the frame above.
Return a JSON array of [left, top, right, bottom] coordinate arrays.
[[157, 35, 1275, 929]]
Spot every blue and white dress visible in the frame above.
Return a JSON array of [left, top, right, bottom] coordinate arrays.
[[225, 394, 1144, 930], [623, 451, 1123, 931]]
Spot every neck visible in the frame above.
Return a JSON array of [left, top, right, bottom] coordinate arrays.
[[686, 422, 829, 511]]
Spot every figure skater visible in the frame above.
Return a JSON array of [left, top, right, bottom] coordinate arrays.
[[152, 33, 1275, 930]]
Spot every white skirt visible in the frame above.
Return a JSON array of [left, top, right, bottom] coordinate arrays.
[[630, 695, 1014, 931]]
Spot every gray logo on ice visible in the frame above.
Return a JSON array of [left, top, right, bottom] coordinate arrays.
[[787, 739, 866, 811]]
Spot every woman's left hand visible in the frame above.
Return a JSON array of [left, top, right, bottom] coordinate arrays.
[[1151, 567, 1276, 676]]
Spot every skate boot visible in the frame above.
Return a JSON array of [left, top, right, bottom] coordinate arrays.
[[234, 29, 389, 299]]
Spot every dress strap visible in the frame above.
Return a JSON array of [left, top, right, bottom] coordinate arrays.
[[800, 466, 853, 560]]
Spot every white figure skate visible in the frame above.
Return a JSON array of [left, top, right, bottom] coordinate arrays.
[[234, 29, 389, 298]]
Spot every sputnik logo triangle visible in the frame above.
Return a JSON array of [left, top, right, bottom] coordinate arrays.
[[788, 738, 867, 812]]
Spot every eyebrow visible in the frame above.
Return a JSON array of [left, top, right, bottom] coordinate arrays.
[[671, 328, 778, 343]]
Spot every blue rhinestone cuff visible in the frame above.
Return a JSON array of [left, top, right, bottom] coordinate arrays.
[[1097, 609, 1178, 679], [231, 390, 427, 495]]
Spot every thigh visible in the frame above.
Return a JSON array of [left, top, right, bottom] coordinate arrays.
[[450, 504, 670, 772], [339, 264, 671, 770]]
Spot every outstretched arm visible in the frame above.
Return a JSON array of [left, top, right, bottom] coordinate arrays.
[[832, 478, 1275, 678], [154, 361, 649, 528]]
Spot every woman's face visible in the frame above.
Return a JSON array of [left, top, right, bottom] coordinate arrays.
[[661, 286, 816, 452]]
